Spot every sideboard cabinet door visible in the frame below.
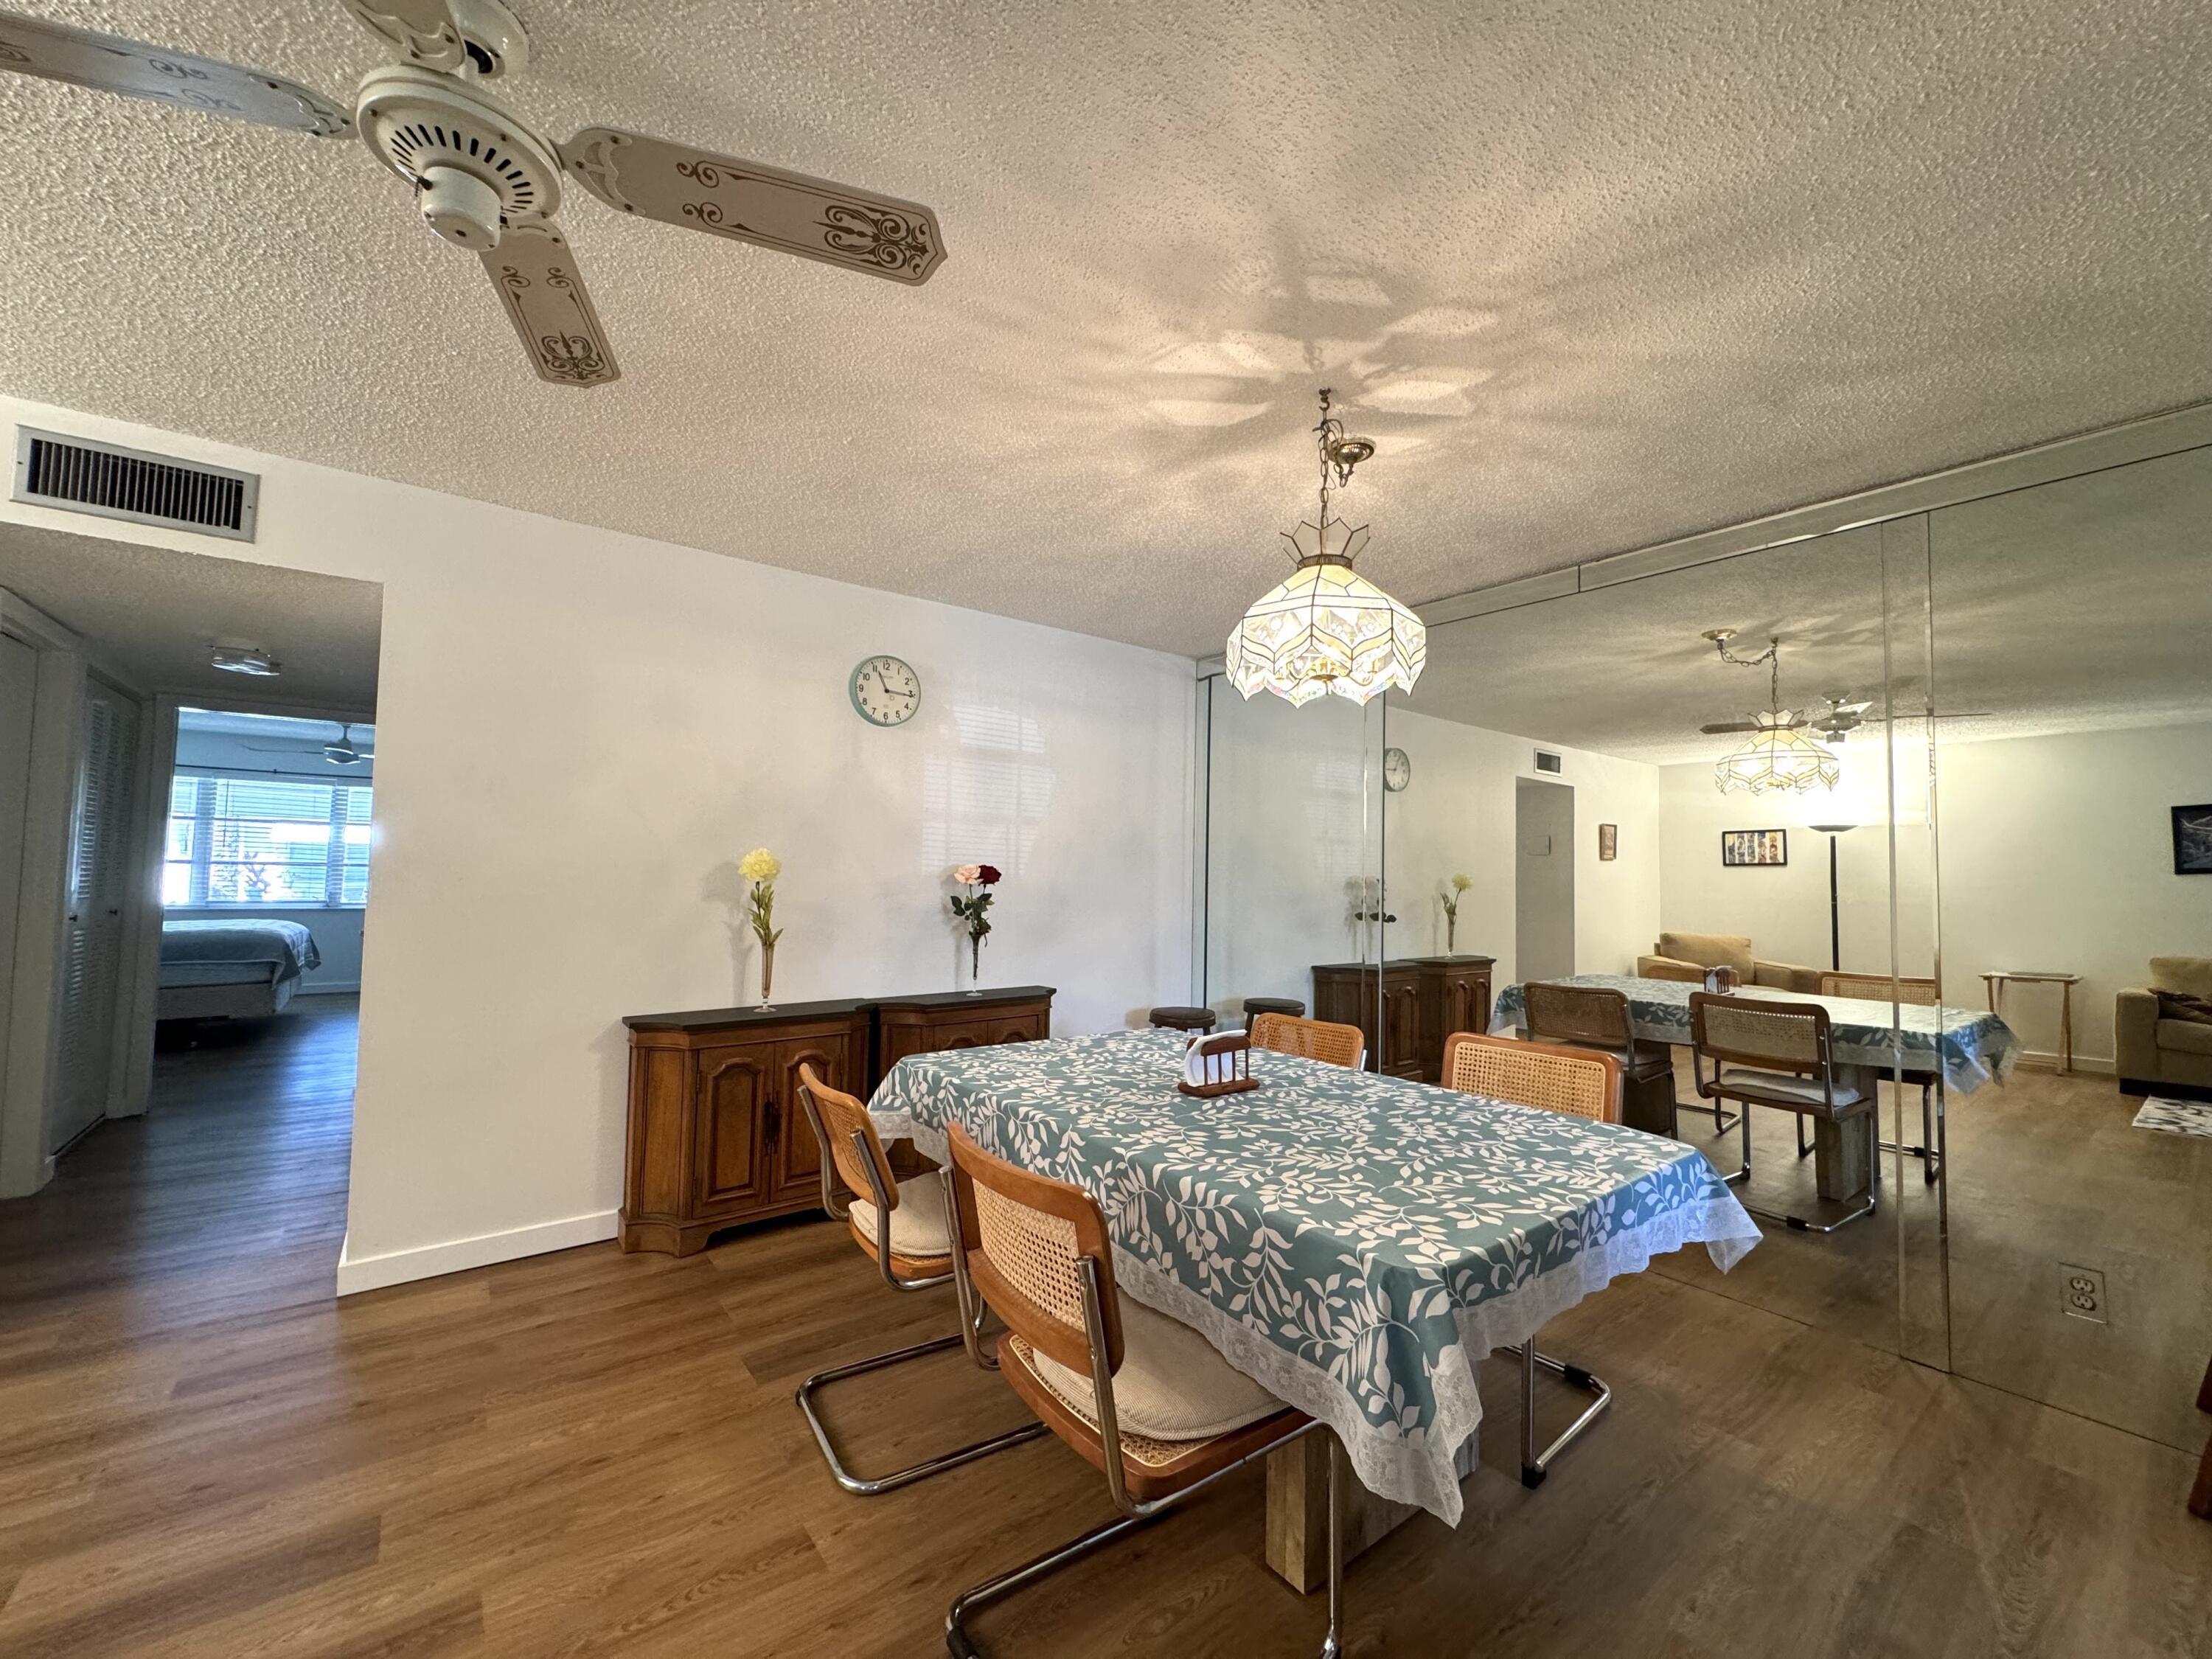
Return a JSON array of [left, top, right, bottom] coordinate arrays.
[[770, 1033, 853, 1206], [694, 1046, 771, 1211]]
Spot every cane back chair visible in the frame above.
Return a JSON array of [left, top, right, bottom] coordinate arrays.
[[791, 1065, 1045, 1495], [1520, 979, 1723, 1135], [942, 1123, 1346, 1658], [1687, 993, 1878, 1232], [1439, 1032, 1619, 1487], [1251, 1012, 1366, 1069]]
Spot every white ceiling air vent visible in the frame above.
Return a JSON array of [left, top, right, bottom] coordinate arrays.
[[12, 428, 258, 541], [1534, 749, 1564, 774]]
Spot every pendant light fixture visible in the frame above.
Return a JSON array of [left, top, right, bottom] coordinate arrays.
[[1704, 630, 1841, 795], [1226, 389, 1425, 707]]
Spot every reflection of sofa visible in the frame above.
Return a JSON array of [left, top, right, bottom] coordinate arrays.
[[2117, 956, 2212, 1099], [1637, 931, 1823, 994]]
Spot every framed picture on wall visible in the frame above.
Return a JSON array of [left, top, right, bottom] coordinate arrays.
[[1598, 823, 1618, 861], [2175, 804, 2212, 874], [1722, 828, 1788, 867]]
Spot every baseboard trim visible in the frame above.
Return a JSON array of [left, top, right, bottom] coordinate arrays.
[[2014, 1049, 2115, 1075], [335, 1208, 619, 1296]]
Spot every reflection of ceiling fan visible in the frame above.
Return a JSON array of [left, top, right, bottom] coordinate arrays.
[[243, 722, 375, 766], [1696, 633, 1992, 740], [0, 1, 946, 389]]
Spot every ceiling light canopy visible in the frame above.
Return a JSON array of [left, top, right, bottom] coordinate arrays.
[[1227, 389, 1425, 707], [209, 643, 281, 677]]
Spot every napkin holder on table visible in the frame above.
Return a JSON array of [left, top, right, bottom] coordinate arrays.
[[1179, 1029, 1256, 1097]]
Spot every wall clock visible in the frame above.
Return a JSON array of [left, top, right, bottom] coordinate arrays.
[[849, 655, 921, 726], [1383, 747, 1411, 793]]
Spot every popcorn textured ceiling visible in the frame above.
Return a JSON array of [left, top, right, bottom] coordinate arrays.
[[0, 1, 2207, 659]]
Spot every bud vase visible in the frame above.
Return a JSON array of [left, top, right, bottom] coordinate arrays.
[[966, 934, 983, 995], [757, 942, 776, 1011], [1447, 914, 1457, 954]]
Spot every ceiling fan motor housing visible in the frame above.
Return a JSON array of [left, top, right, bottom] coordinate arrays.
[[355, 66, 562, 249]]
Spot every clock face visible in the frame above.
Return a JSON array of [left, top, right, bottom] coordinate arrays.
[[849, 655, 922, 726], [1383, 746, 1411, 792]]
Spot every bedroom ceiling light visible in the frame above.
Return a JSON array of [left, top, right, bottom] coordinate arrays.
[[1705, 630, 1839, 795], [1227, 389, 1425, 707], [209, 643, 281, 677]]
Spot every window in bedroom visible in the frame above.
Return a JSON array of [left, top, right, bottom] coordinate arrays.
[[164, 774, 373, 908]]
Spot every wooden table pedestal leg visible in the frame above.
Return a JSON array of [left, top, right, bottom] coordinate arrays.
[[1266, 1434, 1416, 1590]]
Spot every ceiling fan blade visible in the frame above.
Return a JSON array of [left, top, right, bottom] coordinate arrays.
[[337, 0, 468, 73], [561, 126, 946, 285], [0, 8, 349, 134], [481, 222, 620, 389], [1700, 721, 1759, 735]]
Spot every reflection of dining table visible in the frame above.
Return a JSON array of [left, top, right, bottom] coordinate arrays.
[[868, 1027, 1760, 1574], [1491, 973, 2020, 1200]]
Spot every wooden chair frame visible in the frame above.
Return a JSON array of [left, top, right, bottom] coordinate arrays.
[[942, 1124, 1346, 1659], [1250, 1012, 1366, 1069], [1438, 1031, 1618, 1488], [1520, 980, 1727, 1134], [1688, 993, 1879, 1234], [790, 1065, 1045, 1497]]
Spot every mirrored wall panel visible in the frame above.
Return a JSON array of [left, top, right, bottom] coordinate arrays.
[[1929, 444, 2212, 1450]]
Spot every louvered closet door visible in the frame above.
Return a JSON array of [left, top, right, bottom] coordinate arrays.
[[51, 688, 136, 1155]]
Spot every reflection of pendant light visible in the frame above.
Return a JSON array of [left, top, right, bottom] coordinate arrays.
[[1705, 630, 1840, 794], [1226, 389, 1425, 707]]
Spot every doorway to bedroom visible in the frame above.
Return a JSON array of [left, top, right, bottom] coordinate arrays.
[[0, 526, 380, 1323]]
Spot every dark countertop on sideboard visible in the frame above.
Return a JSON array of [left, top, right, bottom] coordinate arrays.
[[1312, 956, 1496, 973], [623, 986, 1057, 1032]]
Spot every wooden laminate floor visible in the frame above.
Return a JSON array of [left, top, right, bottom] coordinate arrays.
[[2, 1001, 2209, 1658]]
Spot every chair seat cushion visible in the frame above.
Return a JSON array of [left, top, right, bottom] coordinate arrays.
[[847, 1175, 952, 1261], [2158, 1018, 2212, 1058], [1025, 1295, 1284, 1441], [1717, 1065, 1864, 1107]]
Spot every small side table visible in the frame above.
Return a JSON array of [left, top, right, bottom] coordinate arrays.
[[1980, 970, 2081, 1074]]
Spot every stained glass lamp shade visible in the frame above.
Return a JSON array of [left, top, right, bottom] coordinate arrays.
[[1713, 713, 1841, 794], [1227, 514, 1427, 706]]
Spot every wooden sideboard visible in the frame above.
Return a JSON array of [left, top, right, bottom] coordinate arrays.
[[1311, 956, 1494, 1083], [619, 987, 1054, 1255]]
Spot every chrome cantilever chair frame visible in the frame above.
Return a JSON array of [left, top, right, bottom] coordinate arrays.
[[793, 1082, 1046, 1496], [1440, 1032, 1617, 1489], [943, 1245, 1345, 1659], [1688, 995, 1879, 1234]]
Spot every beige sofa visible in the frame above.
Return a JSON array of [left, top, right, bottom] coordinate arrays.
[[1636, 931, 1823, 995], [2116, 956, 2212, 1099]]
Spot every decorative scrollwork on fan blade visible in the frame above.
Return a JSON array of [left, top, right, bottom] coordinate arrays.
[[479, 223, 619, 389], [0, 12, 349, 134], [560, 126, 946, 285]]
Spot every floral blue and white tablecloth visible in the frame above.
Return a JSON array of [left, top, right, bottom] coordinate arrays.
[[1489, 973, 2019, 1096], [869, 1027, 1759, 1523]]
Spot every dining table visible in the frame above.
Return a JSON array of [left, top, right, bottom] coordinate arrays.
[[868, 1025, 1761, 1576], [1490, 972, 2020, 1205]]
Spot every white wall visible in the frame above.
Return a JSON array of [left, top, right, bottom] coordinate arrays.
[[1657, 741, 1937, 981], [1658, 721, 2211, 1065], [1202, 686, 1378, 1013], [1, 397, 1197, 1291], [1933, 723, 2212, 1065], [1200, 696, 1663, 1016], [1383, 706, 1662, 988], [165, 719, 372, 995]]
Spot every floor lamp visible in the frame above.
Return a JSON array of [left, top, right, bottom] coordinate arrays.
[[1809, 824, 1857, 971]]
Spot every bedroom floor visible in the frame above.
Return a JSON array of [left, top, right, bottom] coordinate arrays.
[[3, 994, 2210, 1656]]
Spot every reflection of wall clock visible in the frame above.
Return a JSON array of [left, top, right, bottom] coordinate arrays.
[[849, 655, 921, 726], [1383, 747, 1411, 792]]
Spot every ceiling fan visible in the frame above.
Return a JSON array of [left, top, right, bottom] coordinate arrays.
[[0, 1, 947, 389], [243, 721, 375, 765], [1696, 632, 1991, 740]]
